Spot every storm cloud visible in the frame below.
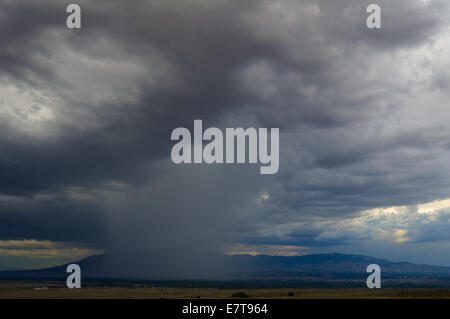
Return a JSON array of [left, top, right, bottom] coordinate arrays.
[[1, 0, 450, 269]]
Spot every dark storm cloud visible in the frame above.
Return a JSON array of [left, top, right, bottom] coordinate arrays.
[[0, 0, 275, 193], [0, 192, 107, 246], [1, 0, 450, 265]]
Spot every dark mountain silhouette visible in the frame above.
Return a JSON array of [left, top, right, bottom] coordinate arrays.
[[1, 251, 450, 283]]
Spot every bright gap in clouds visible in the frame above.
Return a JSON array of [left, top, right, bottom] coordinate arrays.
[[0, 239, 102, 271], [228, 197, 450, 257]]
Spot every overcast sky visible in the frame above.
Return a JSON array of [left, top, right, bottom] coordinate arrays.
[[1, 0, 450, 270]]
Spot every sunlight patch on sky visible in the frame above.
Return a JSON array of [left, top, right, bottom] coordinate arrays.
[[0, 239, 102, 270], [223, 243, 309, 256]]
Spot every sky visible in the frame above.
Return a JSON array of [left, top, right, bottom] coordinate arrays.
[[1, 0, 450, 270]]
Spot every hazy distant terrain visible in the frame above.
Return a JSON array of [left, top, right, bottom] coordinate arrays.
[[1, 252, 450, 289]]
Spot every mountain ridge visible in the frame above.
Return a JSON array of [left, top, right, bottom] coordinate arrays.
[[1, 251, 450, 282]]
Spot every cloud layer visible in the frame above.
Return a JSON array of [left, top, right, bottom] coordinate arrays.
[[1, 0, 450, 268]]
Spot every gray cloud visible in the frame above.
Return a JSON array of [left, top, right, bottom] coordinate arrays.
[[1, 0, 450, 267]]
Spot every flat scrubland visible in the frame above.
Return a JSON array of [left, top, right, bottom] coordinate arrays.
[[0, 282, 450, 299]]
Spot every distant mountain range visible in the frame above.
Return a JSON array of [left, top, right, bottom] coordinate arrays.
[[2, 251, 450, 287]]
